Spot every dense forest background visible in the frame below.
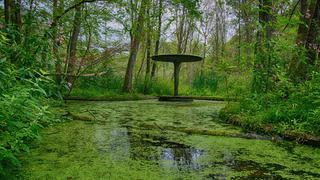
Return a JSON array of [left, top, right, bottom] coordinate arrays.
[[0, 0, 319, 177]]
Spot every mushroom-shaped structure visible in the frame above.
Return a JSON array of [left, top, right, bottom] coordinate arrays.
[[152, 54, 203, 97]]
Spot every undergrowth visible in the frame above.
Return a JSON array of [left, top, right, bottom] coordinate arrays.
[[0, 27, 62, 178], [220, 72, 320, 137]]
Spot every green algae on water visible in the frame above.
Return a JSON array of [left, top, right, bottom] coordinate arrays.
[[19, 100, 320, 179]]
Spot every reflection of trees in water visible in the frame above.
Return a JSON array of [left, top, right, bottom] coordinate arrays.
[[94, 124, 109, 154], [126, 128, 204, 170], [103, 127, 161, 163], [98, 124, 204, 171], [151, 107, 204, 170], [107, 128, 130, 161], [127, 130, 161, 161], [161, 147, 203, 170]]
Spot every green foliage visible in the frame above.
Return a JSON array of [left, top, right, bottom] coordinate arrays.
[[71, 69, 124, 97], [75, 70, 123, 93], [72, 68, 175, 96], [172, 0, 201, 18], [191, 71, 219, 93], [135, 78, 173, 95], [224, 72, 320, 136], [0, 56, 57, 177], [220, 7, 320, 137], [0, 85, 53, 177], [1, 24, 51, 68], [0, 18, 58, 178]]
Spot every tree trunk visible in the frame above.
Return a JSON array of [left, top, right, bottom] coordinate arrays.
[[52, 0, 64, 85], [143, 8, 151, 94], [151, 0, 163, 78], [202, 35, 207, 69], [305, 0, 320, 65], [66, 5, 82, 85], [242, 0, 252, 68], [4, 0, 22, 64], [238, 0, 242, 67], [4, 0, 22, 27], [252, 0, 273, 93], [4, 0, 22, 30], [136, 47, 147, 82], [13, 0, 22, 29], [214, 0, 220, 63], [289, 0, 320, 82], [123, 0, 148, 93], [221, 1, 226, 58], [182, 19, 192, 54], [177, 8, 186, 54], [288, 0, 309, 82], [4, 0, 10, 24]]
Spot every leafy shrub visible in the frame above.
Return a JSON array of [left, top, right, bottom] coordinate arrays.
[[0, 31, 55, 177], [0, 86, 51, 177]]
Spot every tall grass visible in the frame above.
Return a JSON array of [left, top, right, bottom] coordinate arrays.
[[135, 78, 173, 95], [71, 70, 123, 97], [188, 71, 219, 96], [71, 69, 251, 98]]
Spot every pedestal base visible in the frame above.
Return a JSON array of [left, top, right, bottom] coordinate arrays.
[[158, 96, 193, 102]]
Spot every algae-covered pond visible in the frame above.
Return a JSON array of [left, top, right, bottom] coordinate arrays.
[[20, 100, 320, 179]]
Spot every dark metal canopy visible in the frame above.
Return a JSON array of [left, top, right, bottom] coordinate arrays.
[[151, 54, 203, 63], [151, 54, 203, 98]]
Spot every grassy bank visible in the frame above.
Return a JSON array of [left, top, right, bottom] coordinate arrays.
[[220, 103, 320, 146]]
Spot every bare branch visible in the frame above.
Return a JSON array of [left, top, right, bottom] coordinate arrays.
[[51, 0, 99, 29], [282, 0, 301, 32]]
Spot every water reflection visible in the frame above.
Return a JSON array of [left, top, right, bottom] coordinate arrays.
[[103, 127, 290, 178], [105, 127, 204, 171], [93, 125, 109, 154], [160, 148, 203, 170], [107, 128, 130, 161]]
